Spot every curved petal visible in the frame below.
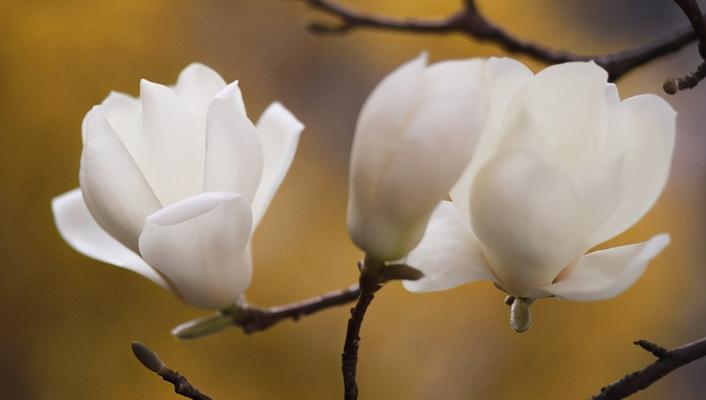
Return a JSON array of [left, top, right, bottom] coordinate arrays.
[[469, 149, 585, 297], [79, 106, 162, 252], [203, 82, 264, 203], [351, 53, 428, 170], [51, 188, 168, 289], [174, 63, 228, 123], [99, 91, 140, 155], [251, 102, 304, 226], [493, 62, 610, 173], [347, 54, 428, 234], [450, 57, 534, 222], [404, 201, 495, 293], [348, 55, 489, 261], [541, 234, 670, 301], [138, 192, 253, 309], [133, 79, 204, 206], [586, 95, 676, 247]]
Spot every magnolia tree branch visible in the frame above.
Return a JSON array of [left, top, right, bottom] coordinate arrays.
[[173, 284, 361, 339], [341, 259, 384, 400], [299, 0, 702, 84], [590, 337, 706, 399], [235, 284, 361, 334], [131, 342, 213, 400], [663, 0, 706, 94]]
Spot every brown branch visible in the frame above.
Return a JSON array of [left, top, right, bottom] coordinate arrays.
[[673, 0, 706, 57], [131, 342, 213, 400], [663, 0, 706, 94], [173, 284, 361, 339], [591, 337, 706, 399], [299, 0, 700, 81], [236, 283, 361, 334], [341, 258, 384, 400]]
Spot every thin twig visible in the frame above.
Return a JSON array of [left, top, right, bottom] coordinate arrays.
[[663, 0, 706, 93], [131, 342, 213, 400], [590, 337, 706, 399], [172, 284, 362, 340], [237, 284, 361, 334], [299, 0, 700, 81], [341, 259, 384, 400]]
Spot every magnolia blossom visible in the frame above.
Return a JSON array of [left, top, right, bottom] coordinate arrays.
[[52, 63, 303, 310], [405, 61, 675, 331], [347, 53, 506, 262]]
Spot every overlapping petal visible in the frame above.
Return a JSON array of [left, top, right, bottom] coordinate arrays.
[[491, 62, 609, 172], [99, 92, 140, 154], [52, 188, 168, 289], [450, 57, 534, 222], [79, 107, 161, 253], [174, 63, 228, 122], [251, 102, 304, 226], [138, 192, 253, 309], [587, 95, 676, 247], [542, 234, 670, 301], [203, 82, 264, 203], [405, 201, 495, 293], [469, 149, 585, 296], [134, 79, 204, 206]]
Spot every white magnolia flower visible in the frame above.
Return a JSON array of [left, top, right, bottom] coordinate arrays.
[[52, 63, 303, 310], [405, 61, 675, 331], [347, 53, 503, 262]]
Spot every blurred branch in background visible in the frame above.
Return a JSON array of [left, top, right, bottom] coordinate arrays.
[[131, 342, 212, 400], [591, 338, 706, 400], [299, 0, 704, 88], [663, 0, 706, 93]]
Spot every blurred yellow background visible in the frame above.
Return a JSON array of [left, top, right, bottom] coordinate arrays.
[[1, 0, 705, 399]]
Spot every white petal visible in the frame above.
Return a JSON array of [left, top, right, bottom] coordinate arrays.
[[352, 53, 428, 163], [450, 57, 534, 222], [51, 188, 168, 289], [605, 83, 620, 107], [469, 149, 585, 297], [174, 63, 228, 123], [404, 201, 495, 293], [138, 192, 253, 309], [134, 79, 204, 206], [541, 234, 670, 301], [203, 82, 264, 203], [492, 62, 610, 173], [251, 102, 304, 226], [79, 107, 162, 252], [99, 92, 140, 155], [348, 55, 489, 261], [469, 61, 629, 250], [586, 95, 676, 247]]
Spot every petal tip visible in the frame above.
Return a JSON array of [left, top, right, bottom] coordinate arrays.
[[263, 102, 305, 133]]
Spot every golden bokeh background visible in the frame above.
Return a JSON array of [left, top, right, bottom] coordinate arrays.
[[1, 0, 705, 399]]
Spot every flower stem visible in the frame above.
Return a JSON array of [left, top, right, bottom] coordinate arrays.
[[341, 256, 384, 400]]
